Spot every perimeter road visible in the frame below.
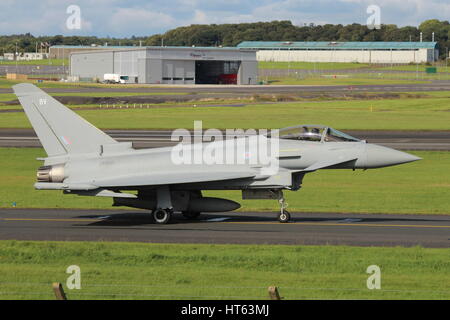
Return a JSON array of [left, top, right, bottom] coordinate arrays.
[[1, 209, 450, 248]]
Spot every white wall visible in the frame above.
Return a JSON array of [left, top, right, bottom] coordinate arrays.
[[257, 49, 435, 64], [18, 53, 48, 60]]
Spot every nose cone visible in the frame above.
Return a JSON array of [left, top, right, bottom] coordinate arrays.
[[364, 144, 421, 168]]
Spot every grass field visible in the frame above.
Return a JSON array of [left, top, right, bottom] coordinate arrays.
[[258, 61, 450, 73], [376, 65, 450, 73], [0, 78, 169, 89], [0, 91, 188, 101], [0, 148, 448, 215], [0, 91, 189, 102], [0, 59, 68, 66], [258, 61, 371, 70], [0, 240, 449, 300], [262, 77, 430, 85], [1, 96, 449, 130]]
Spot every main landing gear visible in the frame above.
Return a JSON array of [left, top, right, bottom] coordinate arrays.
[[153, 208, 173, 224], [153, 186, 173, 225], [152, 209, 201, 224]]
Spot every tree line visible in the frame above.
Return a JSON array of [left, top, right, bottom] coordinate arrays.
[[145, 20, 449, 58], [1, 19, 449, 58], [0, 34, 147, 55]]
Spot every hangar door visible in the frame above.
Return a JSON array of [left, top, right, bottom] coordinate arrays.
[[195, 61, 240, 84], [162, 60, 195, 84]]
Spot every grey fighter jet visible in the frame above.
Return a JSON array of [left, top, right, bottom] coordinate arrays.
[[13, 83, 421, 223]]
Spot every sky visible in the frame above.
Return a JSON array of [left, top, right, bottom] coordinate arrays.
[[1, 0, 449, 37]]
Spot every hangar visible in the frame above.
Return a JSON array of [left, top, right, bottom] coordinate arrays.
[[238, 41, 439, 64], [69, 47, 258, 85]]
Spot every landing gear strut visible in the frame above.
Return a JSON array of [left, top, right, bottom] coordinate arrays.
[[277, 193, 290, 223], [153, 186, 173, 224]]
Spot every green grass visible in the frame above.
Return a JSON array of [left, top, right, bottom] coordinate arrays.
[[258, 61, 370, 70], [258, 61, 450, 73], [0, 91, 188, 101], [351, 72, 450, 81], [52, 91, 189, 97], [263, 77, 429, 85], [0, 59, 68, 66], [376, 65, 450, 72], [0, 148, 449, 215], [0, 93, 16, 102], [1, 96, 450, 130], [0, 240, 449, 300], [0, 78, 171, 89]]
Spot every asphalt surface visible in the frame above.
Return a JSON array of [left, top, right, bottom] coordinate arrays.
[[2, 81, 450, 94], [1, 208, 449, 247], [0, 128, 449, 150], [0, 64, 67, 76]]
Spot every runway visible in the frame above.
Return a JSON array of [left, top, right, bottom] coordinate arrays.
[[0, 128, 449, 150], [1, 208, 449, 248], [2, 81, 450, 95]]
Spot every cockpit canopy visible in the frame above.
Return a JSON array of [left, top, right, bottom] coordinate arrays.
[[271, 125, 361, 142]]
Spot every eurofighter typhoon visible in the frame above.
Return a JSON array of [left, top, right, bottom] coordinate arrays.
[[13, 83, 421, 223]]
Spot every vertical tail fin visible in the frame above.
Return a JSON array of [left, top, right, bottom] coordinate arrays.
[[13, 83, 117, 156]]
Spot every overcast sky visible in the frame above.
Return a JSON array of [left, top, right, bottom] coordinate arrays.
[[1, 0, 449, 37]]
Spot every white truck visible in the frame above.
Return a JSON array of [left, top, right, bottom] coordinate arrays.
[[103, 73, 129, 84]]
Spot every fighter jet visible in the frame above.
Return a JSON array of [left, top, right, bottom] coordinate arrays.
[[13, 83, 421, 223]]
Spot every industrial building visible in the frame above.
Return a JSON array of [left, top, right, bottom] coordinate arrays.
[[237, 41, 439, 64], [49, 45, 135, 59], [69, 46, 258, 85]]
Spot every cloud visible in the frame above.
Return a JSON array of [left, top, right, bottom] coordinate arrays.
[[0, 0, 449, 37], [107, 7, 176, 33]]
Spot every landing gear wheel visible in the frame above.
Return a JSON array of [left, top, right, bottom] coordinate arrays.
[[153, 208, 173, 224], [182, 211, 201, 220], [278, 210, 290, 223]]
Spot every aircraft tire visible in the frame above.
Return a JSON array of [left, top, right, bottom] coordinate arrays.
[[278, 210, 290, 223], [182, 211, 201, 220], [153, 208, 172, 224]]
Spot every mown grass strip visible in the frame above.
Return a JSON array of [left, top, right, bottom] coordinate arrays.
[[0, 241, 449, 300]]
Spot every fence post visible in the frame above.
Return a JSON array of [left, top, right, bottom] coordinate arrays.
[[52, 282, 67, 300], [268, 286, 282, 300]]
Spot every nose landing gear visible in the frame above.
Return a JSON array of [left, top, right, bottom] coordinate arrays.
[[277, 194, 291, 223]]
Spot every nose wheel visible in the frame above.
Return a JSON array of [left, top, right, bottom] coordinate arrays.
[[278, 210, 291, 223], [153, 208, 173, 224]]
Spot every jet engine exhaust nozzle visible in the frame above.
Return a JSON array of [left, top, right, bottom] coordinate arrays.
[[36, 164, 66, 183]]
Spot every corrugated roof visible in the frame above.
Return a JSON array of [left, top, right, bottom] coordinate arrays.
[[51, 45, 250, 51], [237, 41, 438, 50], [50, 45, 137, 49]]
